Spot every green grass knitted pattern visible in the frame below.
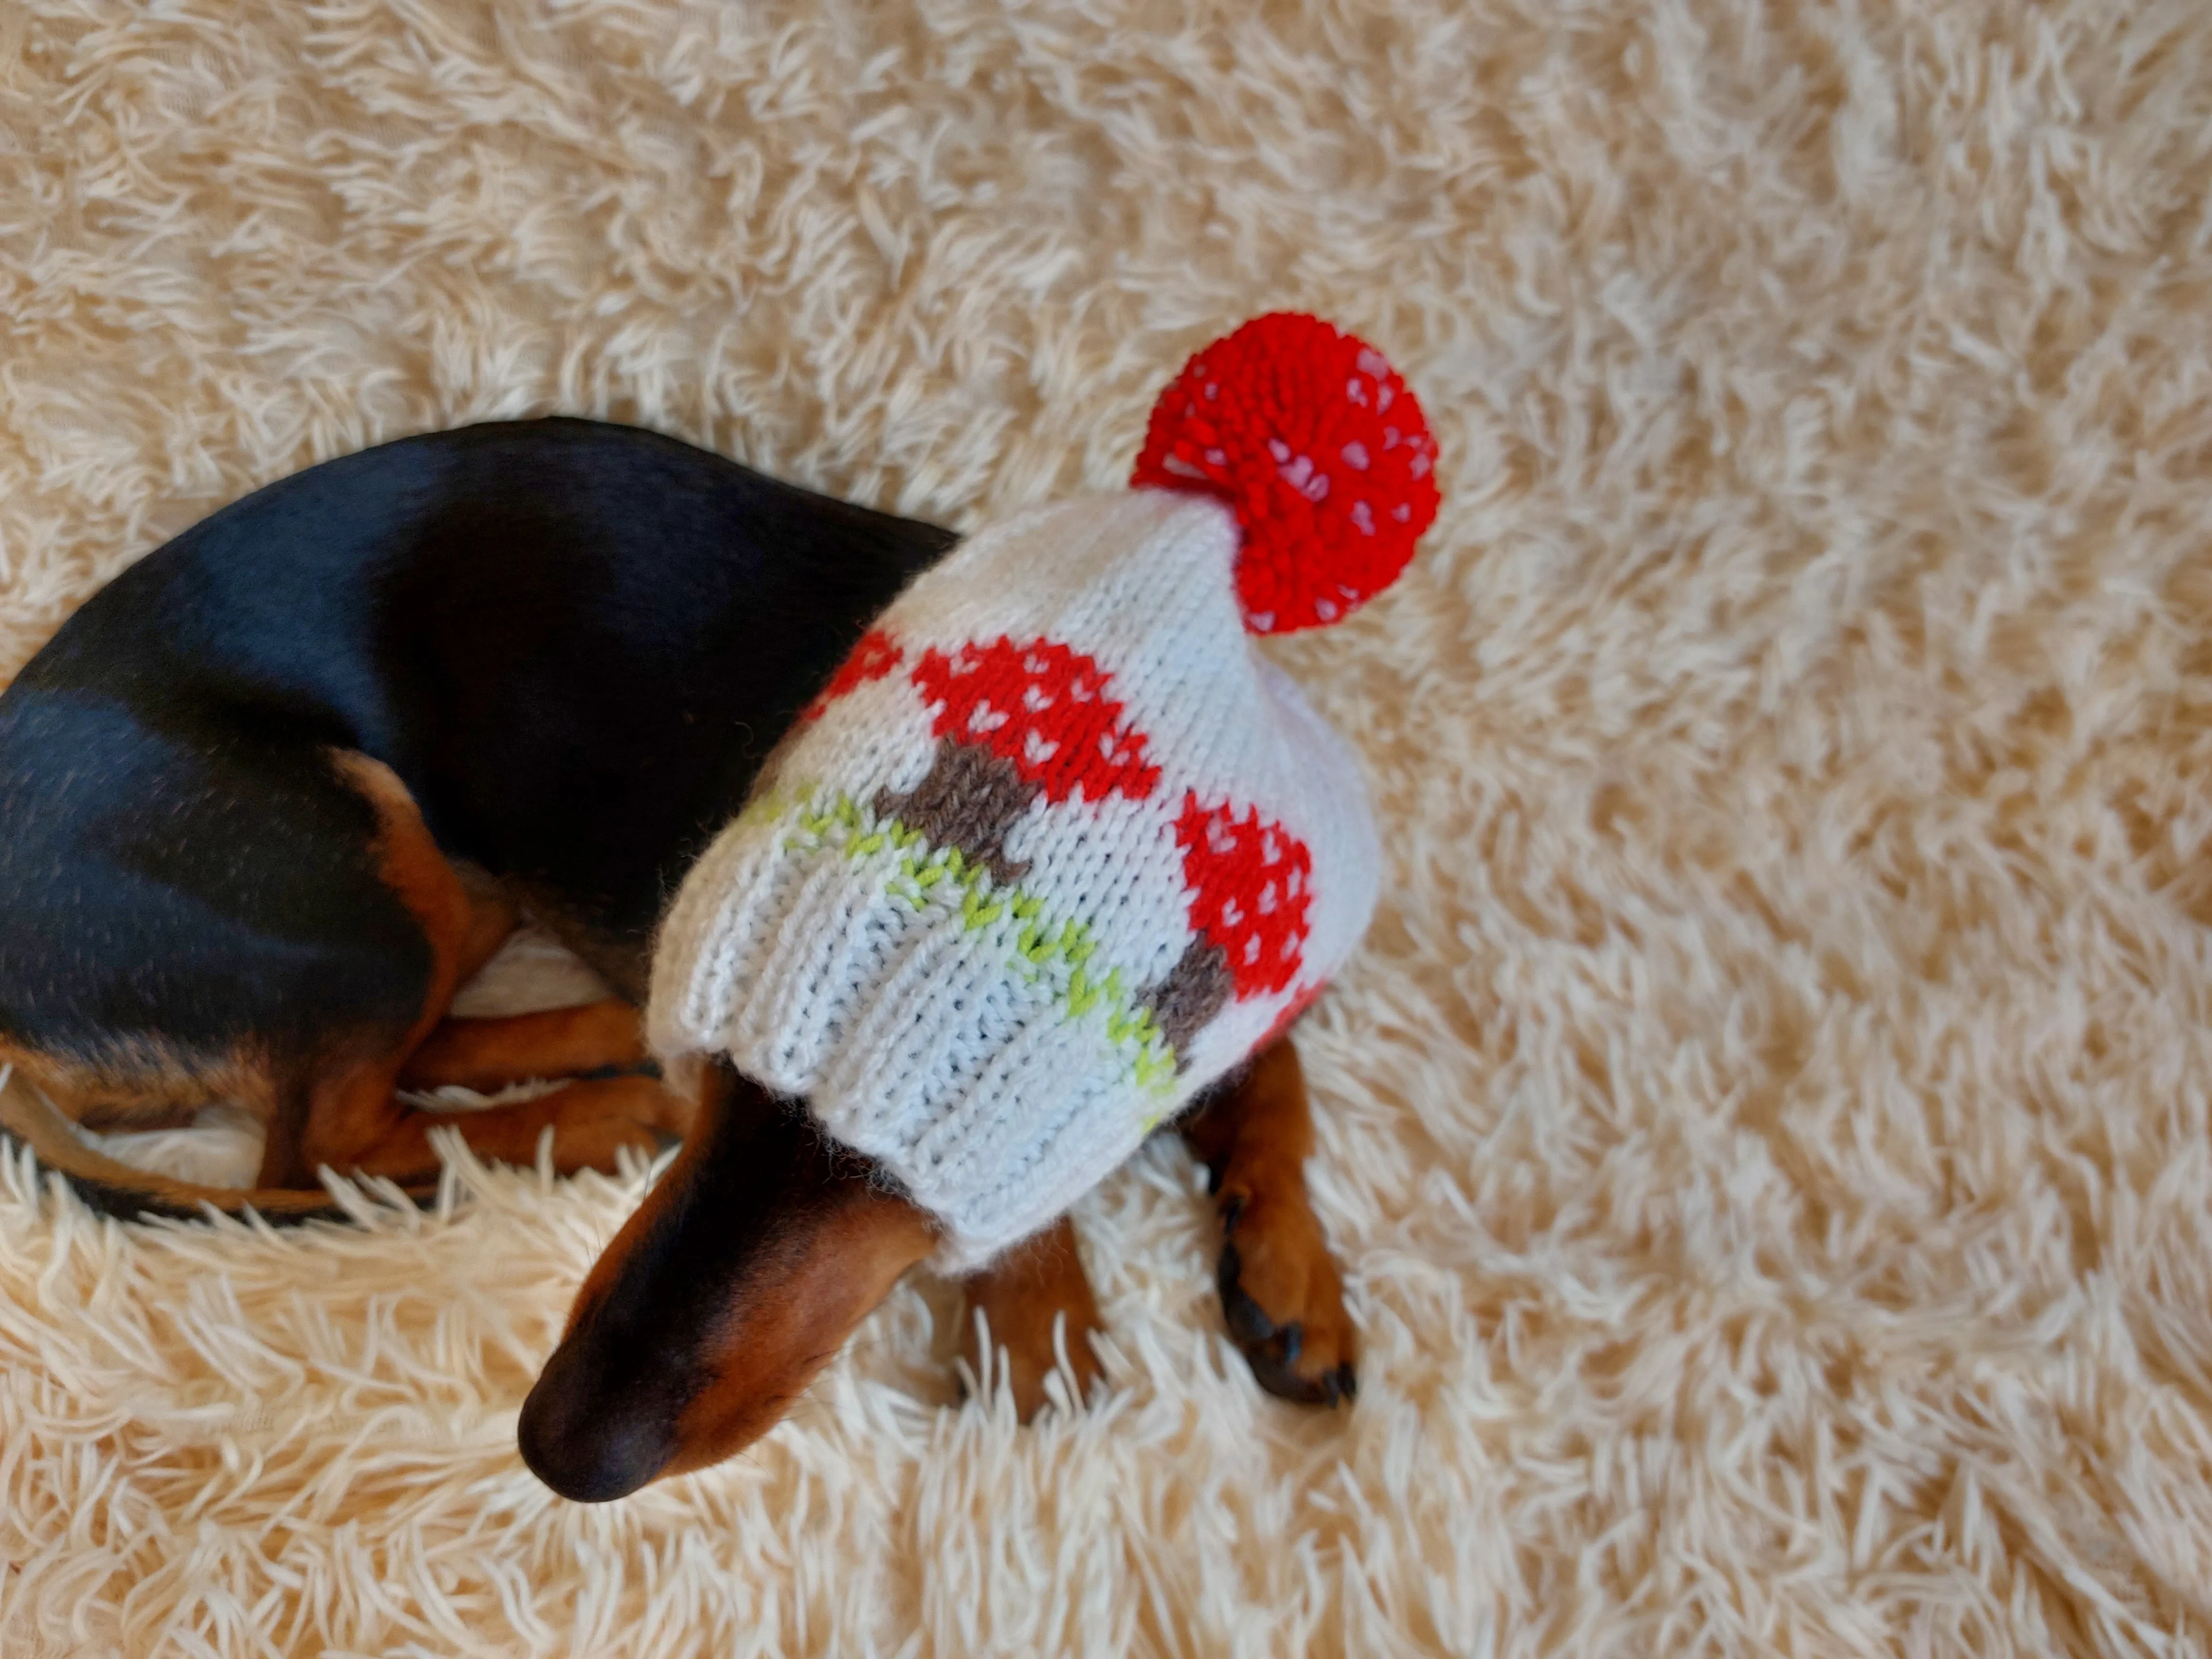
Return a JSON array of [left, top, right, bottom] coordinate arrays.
[[756, 785, 1182, 1111]]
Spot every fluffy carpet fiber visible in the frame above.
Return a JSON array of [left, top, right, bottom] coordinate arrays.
[[6, 0, 2212, 1652]]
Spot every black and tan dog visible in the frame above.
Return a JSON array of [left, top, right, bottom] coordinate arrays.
[[0, 419, 1356, 1501]]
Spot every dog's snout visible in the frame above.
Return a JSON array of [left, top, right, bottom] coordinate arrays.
[[518, 1338, 675, 1504]]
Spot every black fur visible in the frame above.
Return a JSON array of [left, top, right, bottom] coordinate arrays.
[[0, 418, 957, 1083]]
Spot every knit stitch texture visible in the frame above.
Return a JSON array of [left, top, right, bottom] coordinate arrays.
[[648, 490, 1382, 1268]]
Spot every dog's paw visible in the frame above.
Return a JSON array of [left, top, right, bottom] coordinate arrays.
[[957, 1220, 1106, 1423], [1216, 1184, 1358, 1407], [633, 1074, 702, 1146], [545, 1077, 696, 1171], [962, 1303, 1106, 1424]]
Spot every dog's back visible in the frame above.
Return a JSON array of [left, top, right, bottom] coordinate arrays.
[[0, 416, 956, 1019], [0, 418, 954, 1210]]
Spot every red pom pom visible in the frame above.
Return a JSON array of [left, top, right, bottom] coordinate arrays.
[[1130, 312, 1439, 634]]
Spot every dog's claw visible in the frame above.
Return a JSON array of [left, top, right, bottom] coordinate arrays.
[[1219, 1243, 1272, 1345], [1221, 1185, 1353, 1406], [1216, 1226, 1357, 1407]]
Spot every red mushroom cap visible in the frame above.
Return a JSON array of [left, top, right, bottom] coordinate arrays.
[[912, 637, 1161, 806], [1174, 792, 1314, 998]]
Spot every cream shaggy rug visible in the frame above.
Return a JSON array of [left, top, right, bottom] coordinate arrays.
[[4, 0, 2212, 1653]]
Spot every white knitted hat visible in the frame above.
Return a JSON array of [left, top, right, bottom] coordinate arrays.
[[648, 313, 1440, 1270]]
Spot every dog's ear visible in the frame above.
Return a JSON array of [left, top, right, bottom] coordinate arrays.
[[518, 1075, 934, 1502]]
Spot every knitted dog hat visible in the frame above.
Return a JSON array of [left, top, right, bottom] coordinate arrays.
[[649, 313, 1439, 1270]]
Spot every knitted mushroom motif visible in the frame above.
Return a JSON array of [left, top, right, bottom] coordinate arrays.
[[873, 636, 1161, 886], [1146, 793, 1316, 1052], [794, 314, 1435, 1045], [799, 628, 902, 721], [1131, 311, 1440, 635]]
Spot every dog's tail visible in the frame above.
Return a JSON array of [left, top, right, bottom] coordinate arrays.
[[0, 1063, 420, 1225]]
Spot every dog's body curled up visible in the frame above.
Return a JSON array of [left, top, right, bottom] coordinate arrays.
[[0, 404, 1375, 1500]]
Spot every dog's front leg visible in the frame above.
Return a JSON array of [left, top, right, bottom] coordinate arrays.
[[1180, 1034, 1359, 1406], [956, 1216, 1106, 1421]]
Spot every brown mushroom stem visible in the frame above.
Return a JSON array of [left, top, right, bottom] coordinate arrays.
[[872, 740, 1039, 888], [1143, 936, 1234, 1061]]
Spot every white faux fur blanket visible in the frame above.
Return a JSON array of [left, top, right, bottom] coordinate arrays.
[[5, 0, 2212, 1653]]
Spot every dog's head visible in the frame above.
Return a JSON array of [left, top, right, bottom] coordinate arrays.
[[517, 1067, 934, 1501]]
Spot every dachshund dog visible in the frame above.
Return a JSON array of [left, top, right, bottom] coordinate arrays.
[[0, 419, 1357, 1503]]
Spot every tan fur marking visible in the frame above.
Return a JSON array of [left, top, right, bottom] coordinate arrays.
[[304, 758, 706, 1183], [661, 1183, 937, 1476], [0, 1039, 275, 1128], [0, 1047, 341, 1221], [398, 1001, 647, 1093], [1180, 1034, 1358, 1400], [315, 1072, 696, 1185], [958, 1214, 1106, 1421]]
